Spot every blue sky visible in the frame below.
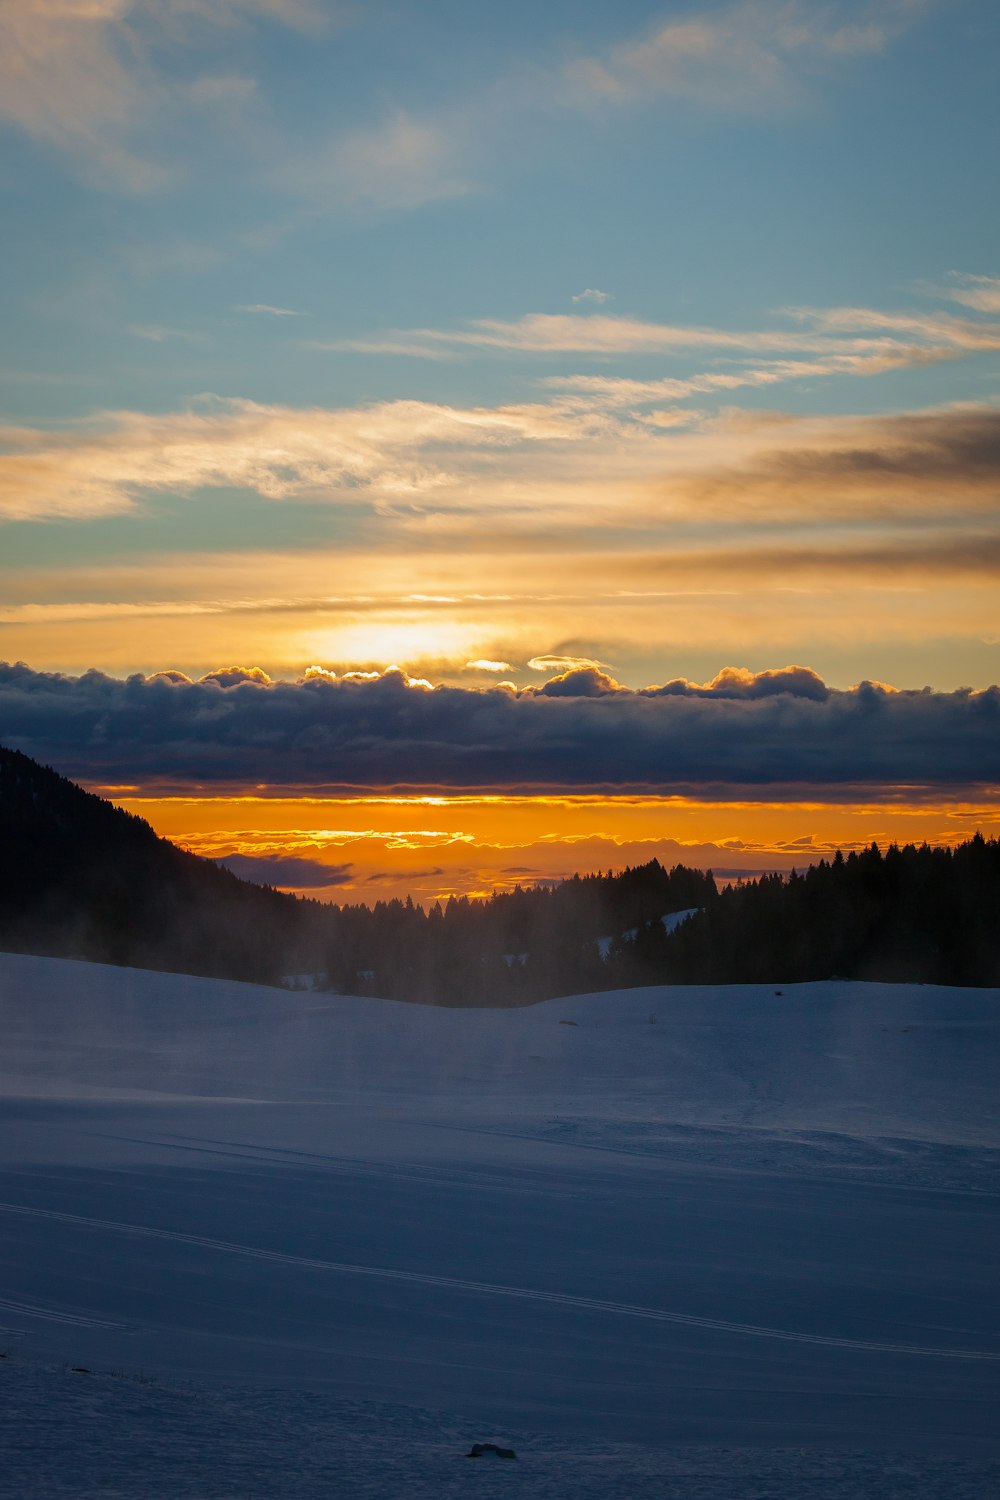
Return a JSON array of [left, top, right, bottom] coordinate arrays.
[[1, 0, 999, 696]]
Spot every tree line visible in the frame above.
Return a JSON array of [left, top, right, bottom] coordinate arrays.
[[320, 860, 715, 1005], [659, 837, 1000, 989], [2, 744, 998, 998]]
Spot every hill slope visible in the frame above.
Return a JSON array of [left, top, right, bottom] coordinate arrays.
[[0, 744, 319, 984]]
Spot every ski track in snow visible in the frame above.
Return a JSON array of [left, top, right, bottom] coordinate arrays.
[[88, 1128, 571, 1197], [2, 958, 998, 1493], [0, 1297, 128, 1331], [1, 1199, 996, 1363]]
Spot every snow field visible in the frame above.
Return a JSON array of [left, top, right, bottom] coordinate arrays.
[[0, 953, 997, 1497]]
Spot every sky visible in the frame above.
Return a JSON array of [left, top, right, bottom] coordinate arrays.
[[1, 0, 999, 903]]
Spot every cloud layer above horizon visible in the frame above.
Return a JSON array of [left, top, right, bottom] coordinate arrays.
[[3, 661, 997, 796]]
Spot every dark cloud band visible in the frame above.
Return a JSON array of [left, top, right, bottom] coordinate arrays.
[[218, 854, 354, 889], [1, 660, 997, 792]]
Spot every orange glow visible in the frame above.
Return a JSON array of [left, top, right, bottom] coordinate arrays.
[[103, 790, 1000, 907]]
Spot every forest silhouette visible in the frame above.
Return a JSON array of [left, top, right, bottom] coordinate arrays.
[[2, 744, 997, 1000]]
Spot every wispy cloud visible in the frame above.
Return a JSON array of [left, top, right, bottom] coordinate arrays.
[[273, 1, 929, 218], [0, 0, 167, 191], [333, 305, 986, 364], [0, 0, 930, 216], [0, 394, 591, 521], [559, 0, 911, 114], [0, 0, 328, 190], [2, 394, 998, 528], [933, 273, 1000, 315], [4, 505, 995, 697], [786, 303, 1000, 352], [572, 289, 613, 305], [278, 111, 475, 213], [5, 524, 996, 639], [236, 303, 301, 317], [128, 323, 207, 343]]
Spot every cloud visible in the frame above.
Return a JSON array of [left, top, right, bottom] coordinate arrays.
[[336, 305, 989, 364], [698, 406, 1000, 515], [0, 0, 326, 190], [937, 274, 1000, 314], [560, 0, 908, 115], [199, 664, 273, 687], [0, 394, 591, 522], [786, 303, 1000, 353], [0, 0, 166, 191], [3, 393, 998, 532], [467, 659, 514, 673], [236, 303, 300, 317], [218, 852, 354, 888], [527, 655, 609, 674], [572, 289, 612, 305], [531, 667, 624, 698], [648, 665, 830, 700], [335, 311, 791, 357], [282, 0, 927, 222], [280, 111, 474, 213], [0, 0, 926, 215], [128, 323, 206, 343], [2, 660, 997, 795], [538, 344, 951, 408]]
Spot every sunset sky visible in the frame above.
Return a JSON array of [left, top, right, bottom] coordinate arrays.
[[2, 0, 999, 903]]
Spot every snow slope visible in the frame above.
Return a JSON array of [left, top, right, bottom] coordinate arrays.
[[0, 952, 997, 1498]]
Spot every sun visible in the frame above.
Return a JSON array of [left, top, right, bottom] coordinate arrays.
[[301, 615, 498, 674]]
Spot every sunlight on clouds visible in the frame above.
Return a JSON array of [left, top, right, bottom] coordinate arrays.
[[528, 655, 609, 674], [3, 277, 999, 690], [304, 618, 486, 671], [112, 788, 1000, 905], [336, 307, 999, 361], [3, 529, 998, 686], [4, 392, 1000, 526]]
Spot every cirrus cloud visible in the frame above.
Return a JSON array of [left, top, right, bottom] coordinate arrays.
[[0, 0, 327, 190], [3, 393, 999, 529]]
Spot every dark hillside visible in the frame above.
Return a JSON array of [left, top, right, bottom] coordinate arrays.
[[0, 745, 320, 984]]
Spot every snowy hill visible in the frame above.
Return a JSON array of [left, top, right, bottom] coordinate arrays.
[[0, 953, 998, 1498]]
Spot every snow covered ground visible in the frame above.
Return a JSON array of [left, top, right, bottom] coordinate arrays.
[[0, 952, 997, 1497]]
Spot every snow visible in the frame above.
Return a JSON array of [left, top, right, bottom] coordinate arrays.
[[0, 952, 998, 1498], [598, 906, 700, 955], [661, 905, 700, 933]]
